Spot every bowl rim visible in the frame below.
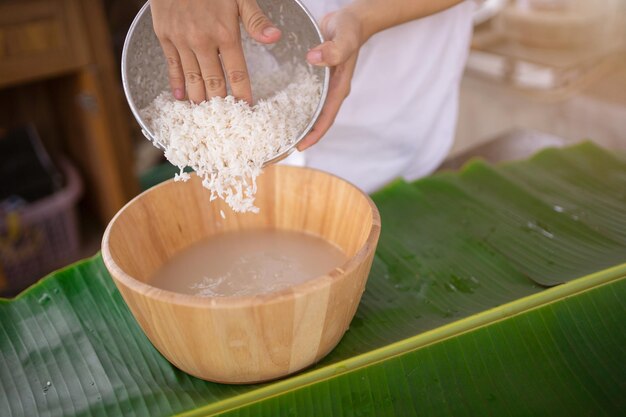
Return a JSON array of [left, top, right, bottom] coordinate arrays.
[[101, 165, 381, 309], [121, 0, 331, 165]]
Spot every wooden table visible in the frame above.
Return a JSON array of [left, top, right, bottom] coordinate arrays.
[[0, 0, 138, 223]]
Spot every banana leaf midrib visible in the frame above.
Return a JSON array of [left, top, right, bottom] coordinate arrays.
[[174, 262, 626, 416]]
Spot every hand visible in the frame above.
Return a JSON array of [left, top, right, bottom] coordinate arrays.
[[297, 9, 363, 151], [151, 0, 282, 104]]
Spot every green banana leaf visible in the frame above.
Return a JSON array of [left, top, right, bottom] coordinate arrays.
[[1, 142, 625, 416], [205, 270, 626, 417]]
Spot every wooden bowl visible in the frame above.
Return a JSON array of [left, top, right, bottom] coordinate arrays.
[[101, 165, 380, 383]]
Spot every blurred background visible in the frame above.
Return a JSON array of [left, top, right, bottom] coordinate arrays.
[[0, 0, 625, 296]]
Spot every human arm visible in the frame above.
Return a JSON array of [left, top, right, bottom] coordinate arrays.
[[297, 0, 465, 150]]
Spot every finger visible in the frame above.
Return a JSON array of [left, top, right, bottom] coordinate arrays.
[[298, 56, 356, 151], [178, 48, 206, 104], [297, 96, 338, 151], [298, 75, 346, 150], [159, 39, 185, 100], [195, 46, 227, 99], [239, 0, 281, 44], [306, 12, 359, 67], [306, 39, 354, 67], [219, 44, 252, 104]]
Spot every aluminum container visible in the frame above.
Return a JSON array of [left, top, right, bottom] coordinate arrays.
[[121, 0, 329, 165]]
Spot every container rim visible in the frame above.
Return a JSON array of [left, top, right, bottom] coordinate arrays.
[[120, 0, 330, 165], [101, 165, 381, 309]]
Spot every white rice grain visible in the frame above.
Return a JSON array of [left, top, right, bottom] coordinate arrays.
[[141, 40, 320, 213]]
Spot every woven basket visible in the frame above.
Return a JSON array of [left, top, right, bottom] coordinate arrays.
[[0, 158, 82, 296]]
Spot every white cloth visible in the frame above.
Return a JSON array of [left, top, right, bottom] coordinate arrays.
[[294, 0, 475, 192]]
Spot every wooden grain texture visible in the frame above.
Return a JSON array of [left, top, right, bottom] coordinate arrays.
[[77, 0, 139, 206], [102, 165, 381, 384], [0, 0, 138, 224], [0, 0, 89, 88], [54, 69, 135, 222]]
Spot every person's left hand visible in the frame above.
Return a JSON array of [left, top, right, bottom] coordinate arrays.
[[297, 9, 363, 151]]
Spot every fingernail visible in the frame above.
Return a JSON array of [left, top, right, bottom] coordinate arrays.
[[307, 50, 323, 64], [262, 26, 280, 37], [174, 88, 184, 100]]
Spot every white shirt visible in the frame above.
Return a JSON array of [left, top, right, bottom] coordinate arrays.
[[290, 0, 475, 193]]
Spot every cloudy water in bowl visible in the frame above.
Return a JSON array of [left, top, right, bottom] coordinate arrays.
[[150, 229, 347, 297]]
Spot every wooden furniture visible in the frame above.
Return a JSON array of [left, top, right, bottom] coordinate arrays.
[[0, 0, 138, 222], [468, 2, 626, 102], [496, 0, 610, 49], [102, 165, 381, 383]]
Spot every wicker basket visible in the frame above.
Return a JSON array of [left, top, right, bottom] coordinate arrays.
[[0, 159, 83, 296]]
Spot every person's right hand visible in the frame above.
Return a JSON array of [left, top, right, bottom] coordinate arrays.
[[151, 0, 282, 105]]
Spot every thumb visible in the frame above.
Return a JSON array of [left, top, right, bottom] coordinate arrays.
[[306, 12, 359, 66], [239, 0, 281, 44], [306, 40, 352, 66]]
